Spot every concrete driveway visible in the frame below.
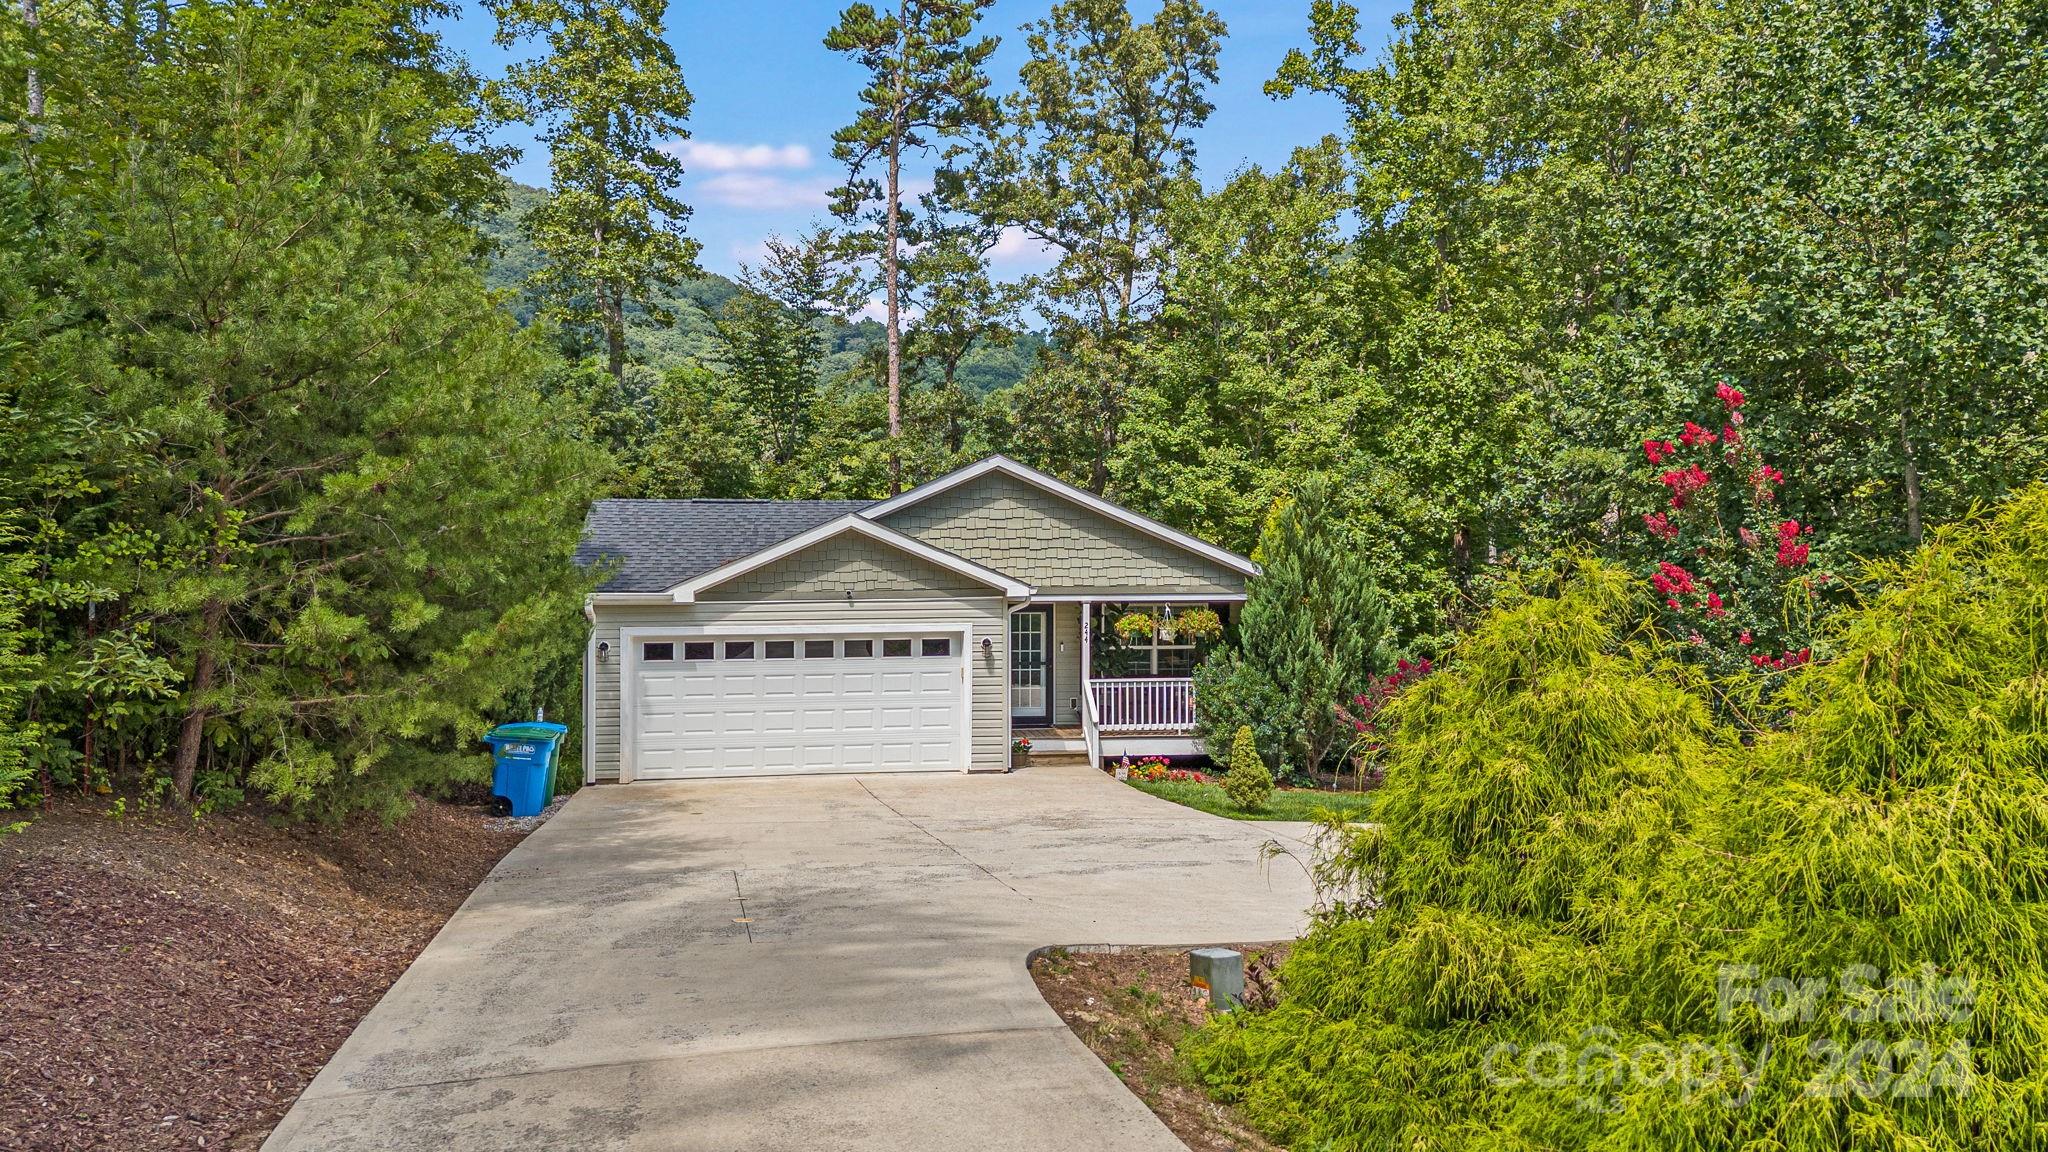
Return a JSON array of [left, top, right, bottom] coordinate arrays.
[[263, 765, 1320, 1151]]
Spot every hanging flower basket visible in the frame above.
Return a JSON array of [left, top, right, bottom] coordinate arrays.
[[1113, 612, 1158, 644], [1172, 607, 1223, 643]]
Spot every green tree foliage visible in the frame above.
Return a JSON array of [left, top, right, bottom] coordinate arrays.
[[903, 190, 1029, 453], [826, 0, 999, 492], [1623, 0, 2048, 554], [968, 0, 1224, 490], [628, 364, 761, 499], [1192, 479, 1391, 774], [1188, 485, 2048, 1148], [489, 0, 698, 381], [712, 230, 853, 471], [3, 1, 603, 815], [1221, 724, 1273, 812]]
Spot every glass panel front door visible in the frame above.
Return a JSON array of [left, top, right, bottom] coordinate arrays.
[[1009, 608, 1051, 724]]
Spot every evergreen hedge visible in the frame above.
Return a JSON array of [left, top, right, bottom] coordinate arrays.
[[1184, 486, 2048, 1151]]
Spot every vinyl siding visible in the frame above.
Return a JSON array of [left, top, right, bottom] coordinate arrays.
[[696, 530, 994, 601], [878, 471, 1246, 597], [587, 595, 1009, 782]]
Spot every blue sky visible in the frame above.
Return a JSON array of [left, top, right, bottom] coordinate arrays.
[[434, 1, 1404, 280]]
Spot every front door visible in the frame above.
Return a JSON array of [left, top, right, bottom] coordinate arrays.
[[1009, 608, 1052, 726]]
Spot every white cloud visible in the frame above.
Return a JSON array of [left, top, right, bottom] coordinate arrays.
[[696, 171, 836, 211], [667, 140, 813, 171], [987, 226, 1059, 266]]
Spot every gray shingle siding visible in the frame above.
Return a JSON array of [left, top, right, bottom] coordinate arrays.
[[875, 471, 1247, 597], [697, 531, 997, 600]]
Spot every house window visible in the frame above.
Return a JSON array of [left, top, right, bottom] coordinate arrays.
[[844, 639, 874, 657], [682, 641, 714, 661], [804, 639, 835, 658], [724, 641, 755, 660], [765, 640, 796, 659], [920, 637, 952, 657], [882, 638, 913, 658], [642, 642, 674, 661], [1100, 604, 1202, 677]]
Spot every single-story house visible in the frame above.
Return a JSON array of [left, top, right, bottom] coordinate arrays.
[[575, 455, 1259, 782]]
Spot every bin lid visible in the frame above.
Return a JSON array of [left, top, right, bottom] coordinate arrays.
[[488, 722, 568, 742]]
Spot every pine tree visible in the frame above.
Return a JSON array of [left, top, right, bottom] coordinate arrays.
[[39, 3, 605, 811], [490, 0, 698, 381], [1198, 477, 1392, 774], [826, 0, 999, 494]]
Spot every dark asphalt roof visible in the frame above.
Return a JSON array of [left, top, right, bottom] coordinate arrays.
[[576, 498, 878, 593]]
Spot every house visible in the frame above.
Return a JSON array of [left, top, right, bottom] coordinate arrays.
[[575, 455, 1259, 783]]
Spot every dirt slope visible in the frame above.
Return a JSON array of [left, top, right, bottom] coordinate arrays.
[[0, 796, 524, 1152]]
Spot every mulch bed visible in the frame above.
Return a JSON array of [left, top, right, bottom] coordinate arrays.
[[0, 795, 529, 1152], [1029, 943, 1292, 1152]]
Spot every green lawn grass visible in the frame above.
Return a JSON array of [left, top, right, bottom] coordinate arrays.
[[1126, 778, 1377, 822]]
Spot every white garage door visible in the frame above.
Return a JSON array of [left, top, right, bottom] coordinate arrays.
[[630, 633, 967, 778]]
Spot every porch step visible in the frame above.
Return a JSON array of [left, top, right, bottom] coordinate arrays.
[[1021, 751, 1093, 769]]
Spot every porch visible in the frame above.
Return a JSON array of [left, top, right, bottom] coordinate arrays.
[[1008, 599, 1233, 767]]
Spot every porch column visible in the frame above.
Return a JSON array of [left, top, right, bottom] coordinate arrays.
[[1078, 599, 1091, 715]]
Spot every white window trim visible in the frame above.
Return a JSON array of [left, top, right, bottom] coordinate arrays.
[[617, 622, 977, 782], [860, 455, 1261, 577], [663, 515, 1033, 604]]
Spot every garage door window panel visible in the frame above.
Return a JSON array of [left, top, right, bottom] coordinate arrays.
[[725, 641, 755, 660], [682, 641, 714, 661], [804, 639, 835, 658], [643, 642, 675, 661]]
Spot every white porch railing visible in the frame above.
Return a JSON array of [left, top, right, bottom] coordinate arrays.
[[1089, 677, 1196, 733]]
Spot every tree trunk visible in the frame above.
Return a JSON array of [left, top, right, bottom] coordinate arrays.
[[603, 284, 626, 382], [943, 362, 963, 455], [170, 598, 227, 805], [1451, 524, 1471, 588], [1900, 405, 1922, 544], [883, 22, 906, 496], [22, 0, 42, 123]]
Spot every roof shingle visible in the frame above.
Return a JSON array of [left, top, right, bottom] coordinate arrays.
[[575, 498, 877, 593]]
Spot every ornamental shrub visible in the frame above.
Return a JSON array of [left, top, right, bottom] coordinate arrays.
[[1185, 488, 2048, 1152], [1222, 725, 1273, 812], [1193, 478, 1393, 774]]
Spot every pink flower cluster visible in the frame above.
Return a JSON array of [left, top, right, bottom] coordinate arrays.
[[1660, 464, 1713, 509], [1651, 561, 1697, 599], [1750, 648, 1811, 671], [1121, 755, 1200, 783], [1775, 520, 1810, 567], [1642, 511, 1679, 540], [1342, 658, 1434, 737]]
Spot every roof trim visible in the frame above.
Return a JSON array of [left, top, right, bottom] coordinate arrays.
[[861, 455, 1261, 577], [665, 514, 1036, 603]]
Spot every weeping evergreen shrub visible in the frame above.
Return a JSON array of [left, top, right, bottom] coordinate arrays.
[[1183, 489, 2048, 1151], [1185, 561, 1725, 1148]]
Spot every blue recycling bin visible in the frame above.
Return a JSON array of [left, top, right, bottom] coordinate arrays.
[[483, 722, 567, 817]]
